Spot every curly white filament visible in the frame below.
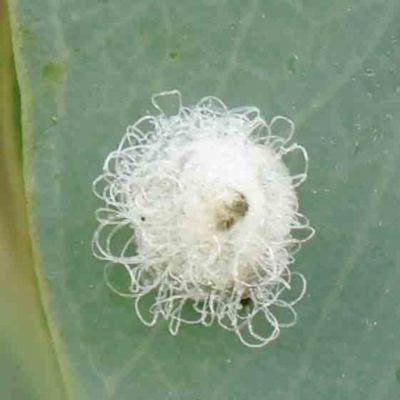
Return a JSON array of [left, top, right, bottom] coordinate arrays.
[[92, 90, 315, 347]]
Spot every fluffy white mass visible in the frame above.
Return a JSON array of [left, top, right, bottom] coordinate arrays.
[[92, 90, 314, 347]]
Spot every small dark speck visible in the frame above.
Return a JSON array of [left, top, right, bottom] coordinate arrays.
[[140, 216, 146, 221], [42, 60, 66, 84], [20, 25, 34, 40], [395, 367, 400, 383], [353, 142, 360, 156], [287, 54, 298, 74], [169, 51, 179, 59], [240, 297, 252, 307]]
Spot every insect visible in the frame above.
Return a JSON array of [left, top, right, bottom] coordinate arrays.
[[214, 189, 249, 231]]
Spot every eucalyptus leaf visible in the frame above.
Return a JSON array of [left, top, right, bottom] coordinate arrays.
[[9, 0, 400, 399]]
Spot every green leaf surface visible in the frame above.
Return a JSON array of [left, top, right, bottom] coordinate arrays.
[[9, 0, 400, 399], [0, 3, 66, 400]]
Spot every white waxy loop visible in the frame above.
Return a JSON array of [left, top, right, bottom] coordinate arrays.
[[92, 90, 314, 347]]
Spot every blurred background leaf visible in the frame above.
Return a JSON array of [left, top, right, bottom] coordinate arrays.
[[0, 0, 66, 399], [7, 0, 400, 399]]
